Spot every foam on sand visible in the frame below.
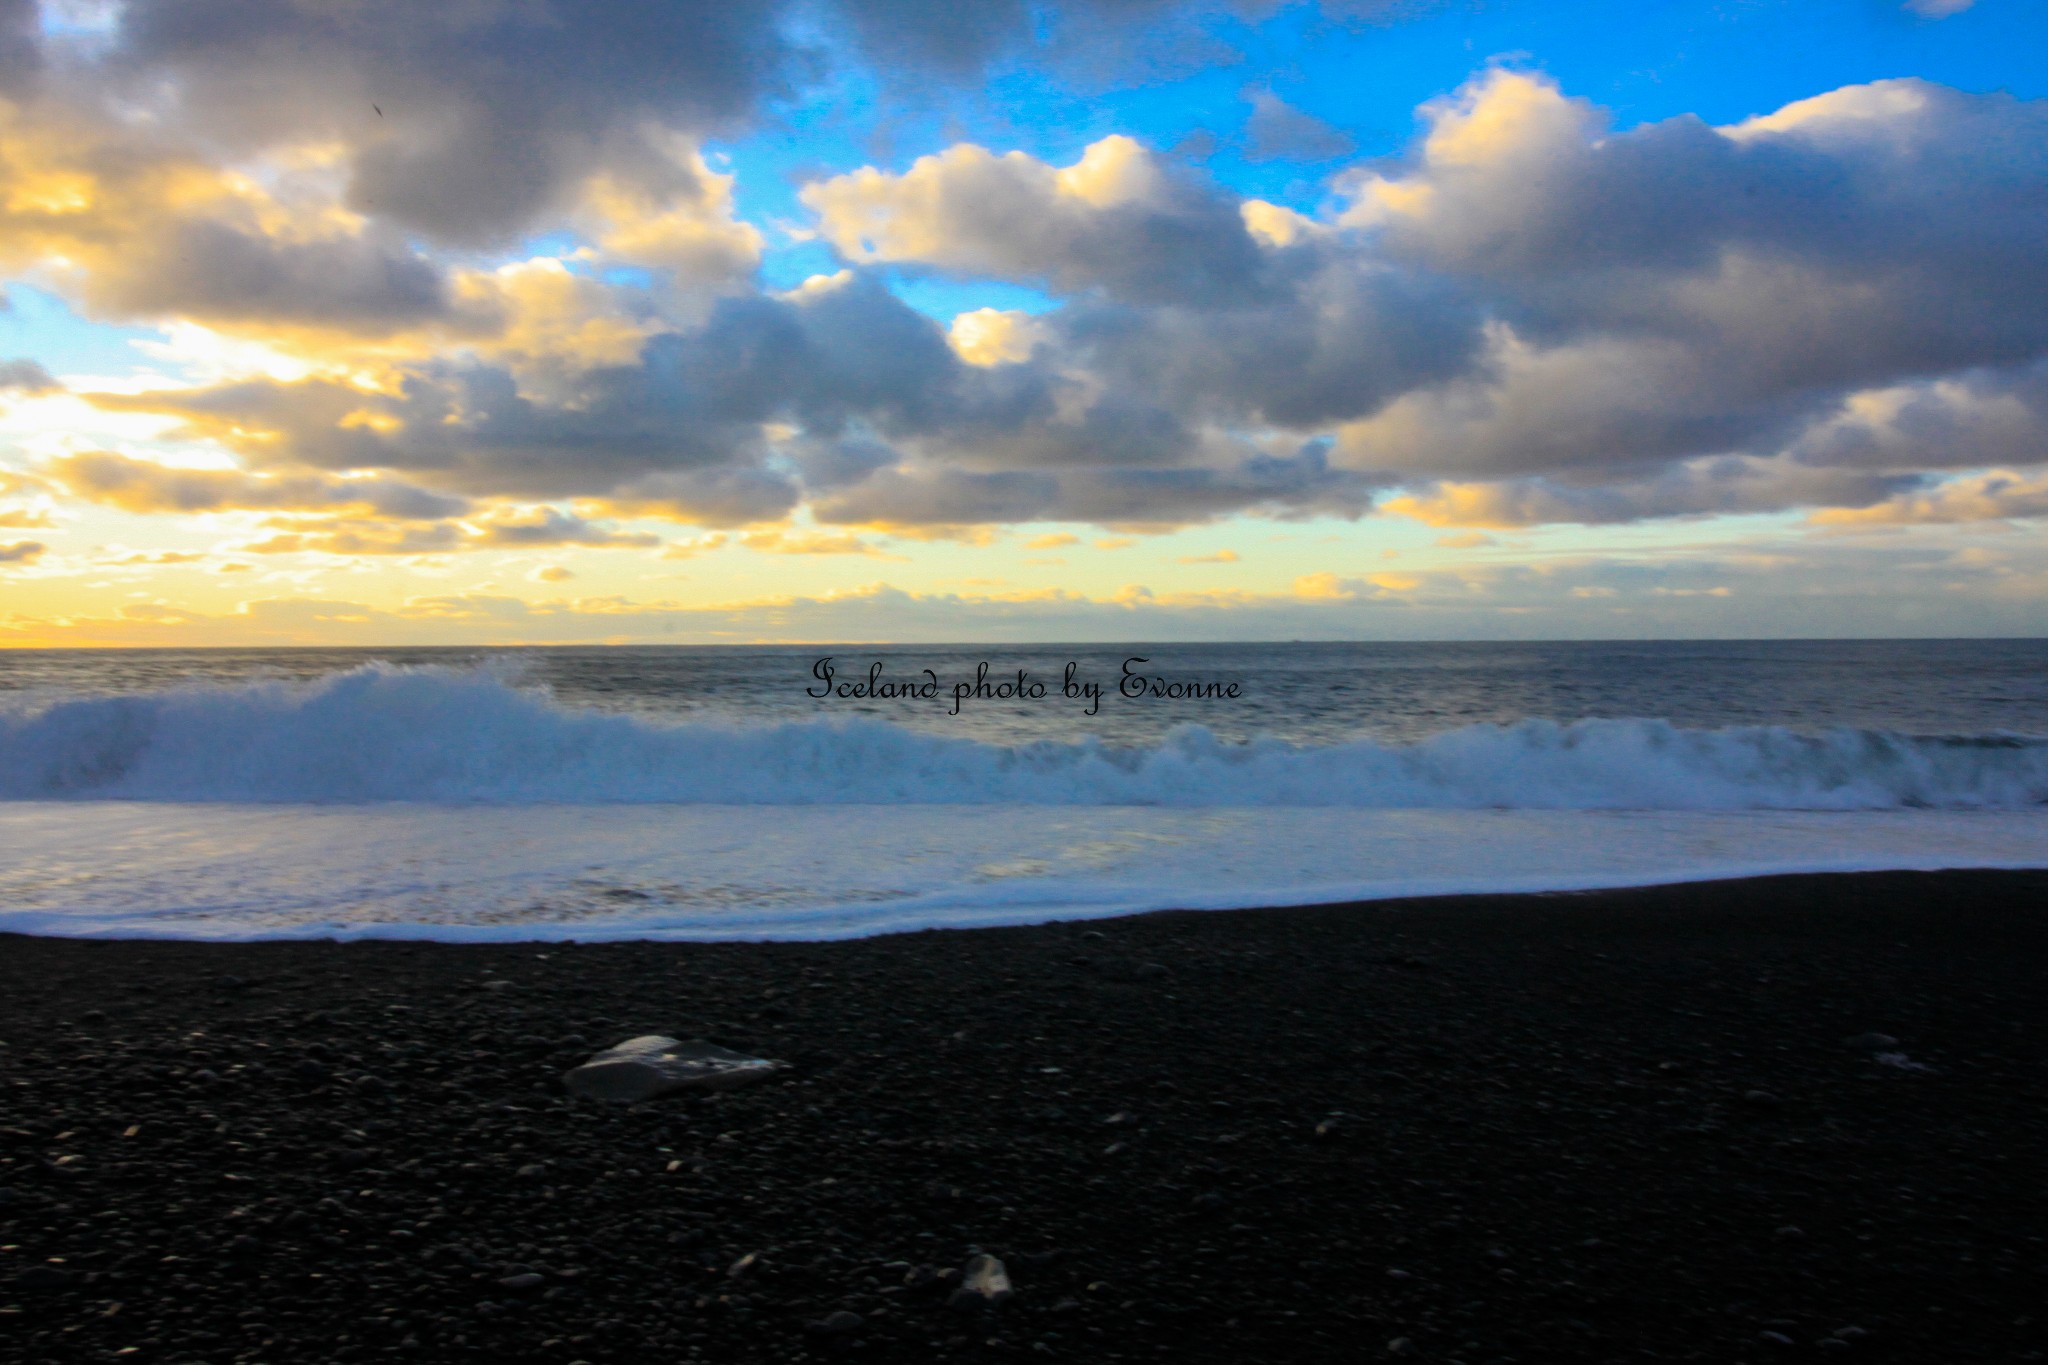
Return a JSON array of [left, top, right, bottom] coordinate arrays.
[[3, 802, 2046, 941]]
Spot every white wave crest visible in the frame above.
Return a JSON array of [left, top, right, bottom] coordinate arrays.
[[2, 662, 2045, 809]]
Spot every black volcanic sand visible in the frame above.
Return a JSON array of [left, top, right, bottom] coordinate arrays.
[[2, 871, 2045, 1365]]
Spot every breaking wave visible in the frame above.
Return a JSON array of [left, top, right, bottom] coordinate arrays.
[[3, 662, 2046, 809]]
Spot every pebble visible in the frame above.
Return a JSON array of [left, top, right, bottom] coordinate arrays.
[[499, 1273, 546, 1291], [1742, 1090, 1782, 1108], [812, 1310, 866, 1335], [13, 1265, 76, 1291]]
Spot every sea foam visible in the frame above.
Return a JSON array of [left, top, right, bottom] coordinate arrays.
[[2, 662, 2045, 809]]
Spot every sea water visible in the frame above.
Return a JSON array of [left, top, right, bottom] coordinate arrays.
[[1, 641, 2045, 939]]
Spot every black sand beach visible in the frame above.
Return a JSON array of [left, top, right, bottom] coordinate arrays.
[[2, 870, 2044, 1364]]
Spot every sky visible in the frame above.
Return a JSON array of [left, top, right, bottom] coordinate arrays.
[[1, 0, 2044, 644]]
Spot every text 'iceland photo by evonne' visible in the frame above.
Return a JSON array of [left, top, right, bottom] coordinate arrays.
[[2, 3, 2046, 1364]]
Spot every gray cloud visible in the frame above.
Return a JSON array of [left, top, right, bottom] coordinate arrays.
[[31, 55, 2048, 535], [96, 218, 448, 332], [1357, 76, 2048, 392], [1243, 90, 1356, 162], [76, 0, 1294, 248], [50, 450, 472, 519], [0, 357, 58, 392], [805, 137, 1271, 306], [102, 0, 790, 244], [1384, 458, 1917, 527], [0, 538, 45, 563], [471, 508, 659, 549]]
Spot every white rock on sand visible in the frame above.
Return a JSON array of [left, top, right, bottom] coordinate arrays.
[[562, 1036, 784, 1102]]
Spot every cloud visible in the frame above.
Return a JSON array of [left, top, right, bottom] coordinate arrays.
[[234, 506, 662, 557], [240, 521, 468, 556], [104, 550, 210, 565], [0, 357, 57, 391], [0, 538, 45, 563], [792, 71, 2048, 529], [803, 135, 1268, 305], [1904, 0, 1975, 16], [48, 451, 470, 519], [0, 100, 452, 332], [40, 0, 1279, 256], [1179, 548, 1240, 563], [469, 508, 659, 549], [948, 308, 1052, 366], [1345, 71, 2048, 389], [92, 0, 795, 246], [658, 533, 729, 559], [1379, 457, 1911, 527], [740, 527, 902, 557], [1243, 90, 1355, 163], [1811, 470, 2048, 526], [13, 53, 2048, 546]]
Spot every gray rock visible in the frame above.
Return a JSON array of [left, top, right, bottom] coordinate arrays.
[[562, 1036, 784, 1103], [499, 1272, 545, 1291], [949, 1253, 1013, 1309]]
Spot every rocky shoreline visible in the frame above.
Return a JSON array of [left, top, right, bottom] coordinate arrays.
[[3, 869, 2045, 1363]]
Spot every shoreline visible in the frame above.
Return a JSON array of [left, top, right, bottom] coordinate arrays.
[[3, 869, 2044, 1362]]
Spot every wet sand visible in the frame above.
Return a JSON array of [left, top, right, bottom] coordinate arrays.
[[2, 869, 2044, 1363]]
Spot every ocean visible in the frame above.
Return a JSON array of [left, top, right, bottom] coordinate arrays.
[[2, 640, 2045, 940]]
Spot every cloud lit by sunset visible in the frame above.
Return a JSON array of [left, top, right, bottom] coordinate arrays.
[[2, 0, 2041, 643]]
